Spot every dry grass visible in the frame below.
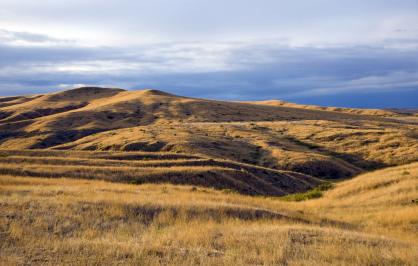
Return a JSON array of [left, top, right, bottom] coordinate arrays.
[[1, 162, 417, 265], [245, 99, 397, 116], [0, 149, 320, 196], [0, 87, 417, 265], [52, 119, 417, 177], [0, 87, 416, 180], [303, 162, 418, 241]]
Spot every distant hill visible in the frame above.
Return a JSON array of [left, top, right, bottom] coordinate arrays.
[[246, 99, 398, 116]]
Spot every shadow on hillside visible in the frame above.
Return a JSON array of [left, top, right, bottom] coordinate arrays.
[[285, 136, 387, 171], [0, 130, 107, 149], [30, 129, 106, 149]]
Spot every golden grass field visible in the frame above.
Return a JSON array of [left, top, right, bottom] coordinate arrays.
[[0, 87, 417, 265], [1, 162, 417, 265]]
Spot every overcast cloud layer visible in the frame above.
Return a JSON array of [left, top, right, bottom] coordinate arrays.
[[0, 0, 418, 107]]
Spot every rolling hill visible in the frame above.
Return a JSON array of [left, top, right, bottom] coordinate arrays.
[[0, 86, 417, 265], [0, 87, 416, 185]]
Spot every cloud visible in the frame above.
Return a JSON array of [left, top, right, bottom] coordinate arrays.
[[1, 34, 417, 107], [287, 72, 418, 97], [1, 0, 418, 46], [0, 29, 72, 46], [1, 0, 418, 109]]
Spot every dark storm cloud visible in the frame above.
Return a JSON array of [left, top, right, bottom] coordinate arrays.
[[1, 38, 417, 108]]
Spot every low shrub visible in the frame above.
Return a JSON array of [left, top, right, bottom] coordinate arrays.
[[280, 182, 334, 202]]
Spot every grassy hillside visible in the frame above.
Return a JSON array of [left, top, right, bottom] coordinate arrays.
[[245, 99, 397, 116], [0, 87, 416, 264], [1, 163, 417, 265], [0, 87, 417, 182]]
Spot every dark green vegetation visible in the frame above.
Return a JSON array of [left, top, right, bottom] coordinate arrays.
[[280, 182, 334, 201]]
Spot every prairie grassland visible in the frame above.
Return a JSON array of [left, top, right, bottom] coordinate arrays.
[[1, 163, 417, 265], [51, 119, 417, 178], [1, 87, 417, 181], [1, 87, 417, 265], [245, 99, 397, 116], [303, 162, 418, 241]]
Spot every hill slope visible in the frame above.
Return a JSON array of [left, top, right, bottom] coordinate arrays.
[[0, 87, 417, 188], [0, 149, 320, 196], [1, 163, 416, 265]]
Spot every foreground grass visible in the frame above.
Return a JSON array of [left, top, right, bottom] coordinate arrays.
[[1, 162, 417, 265]]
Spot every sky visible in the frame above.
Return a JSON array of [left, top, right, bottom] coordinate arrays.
[[0, 0, 418, 108]]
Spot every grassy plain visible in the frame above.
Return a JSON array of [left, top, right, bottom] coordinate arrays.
[[1, 161, 417, 265]]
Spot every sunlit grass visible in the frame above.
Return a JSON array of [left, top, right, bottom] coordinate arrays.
[[1, 162, 417, 265]]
